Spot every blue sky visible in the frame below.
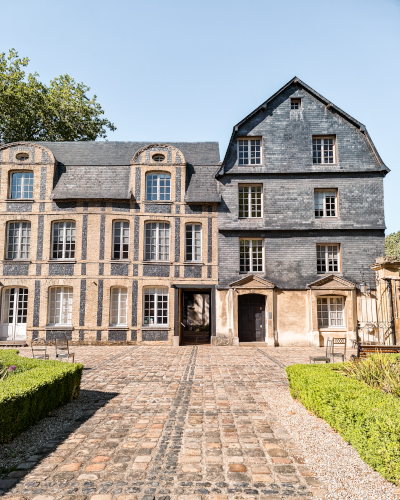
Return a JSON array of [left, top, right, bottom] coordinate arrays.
[[2, 0, 399, 233]]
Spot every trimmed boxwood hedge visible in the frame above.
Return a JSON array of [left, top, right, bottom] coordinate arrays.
[[0, 349, 83, 442], [286, 362, 400, 484]]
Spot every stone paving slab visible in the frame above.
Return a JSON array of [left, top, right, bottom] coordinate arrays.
[[2, 346, 329, 499]]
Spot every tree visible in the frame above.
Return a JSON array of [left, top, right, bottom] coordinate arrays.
[[0, 49, 116, 142], [385, 231, 400, 260]]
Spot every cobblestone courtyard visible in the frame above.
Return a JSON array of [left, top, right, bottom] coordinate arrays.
[[1, 345, 385, 500]]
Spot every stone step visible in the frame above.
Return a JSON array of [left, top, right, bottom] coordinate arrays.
[[0, 340, 27, 347]]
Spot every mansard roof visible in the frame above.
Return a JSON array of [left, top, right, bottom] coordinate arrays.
[[36, 141, 220, 166], [219, 76, 387, 175], [185, 165, 221, 203]]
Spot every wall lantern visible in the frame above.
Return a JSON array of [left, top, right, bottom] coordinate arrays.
[[359, 282, 367, 294]]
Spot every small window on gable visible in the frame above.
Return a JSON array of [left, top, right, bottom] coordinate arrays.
[[313, 136, 336, 164], [291, 98, 301, 110]]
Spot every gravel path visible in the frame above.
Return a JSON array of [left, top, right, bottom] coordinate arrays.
[[263, 353, 400, 500]]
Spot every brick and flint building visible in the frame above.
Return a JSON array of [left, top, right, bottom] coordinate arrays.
[[0, 77, 392, 346]]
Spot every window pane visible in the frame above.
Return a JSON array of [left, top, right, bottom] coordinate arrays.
[[11, 172, 34, 199], [313, 139, 321, 164], [323, 139, 335, 164], [327, 245, 339, 272], [186, 224, 193, 261], [186, 224, 202, 261], [251, 240, 263, 271], [317, 245, 326, 273], [250, 140, 261, 165], [113, 221, 129, 259], [17, 288, 28, 324], [238, 186, 248, 218], [240, 240, 250, 272], [52, 222, 76, 259], [238, 140, 248, 165], [6, 222, 30, 259], [146, 173, 171, 201], [325, 191, 336, 217], [314, 191, 324, 217]]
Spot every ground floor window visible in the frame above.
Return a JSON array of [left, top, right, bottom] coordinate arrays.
[[110, 287, 128, 326], [317, 297, 344, 327], [48, 287, 73, 325], [240, 239, 263, 272], [143, 287, 168, 326]]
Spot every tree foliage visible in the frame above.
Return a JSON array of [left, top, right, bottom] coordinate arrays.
[[386, 231, 400, 260], [0, 49, 116, 142]]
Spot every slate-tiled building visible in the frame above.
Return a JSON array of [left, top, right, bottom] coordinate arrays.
[[0, 141, 220, 346], [0, 77, 390, 347], [214, 77, 388, 346]]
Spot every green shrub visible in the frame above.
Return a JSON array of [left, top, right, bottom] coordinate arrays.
[[286, 362, 400, 484], [0, 350, 83, 442]]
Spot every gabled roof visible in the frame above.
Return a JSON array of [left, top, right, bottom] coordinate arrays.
[[35, 141, 220, 166], [229, 274, 276, 288], [307, 275, 355, 289], [218, 76, 388, 175]]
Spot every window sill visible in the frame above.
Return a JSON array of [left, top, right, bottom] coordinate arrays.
[[141, 326, 171, 330], [239, 271, 264, 274], [320, 328, 347, 332], [109, 260, 130, 263], [45, 325, 74, 330], [2, 259, 31, 263], [184, 262, 204, 265], [315, 217, 339, 220], [143, 261, 171, 265], [317, 272, 342, 276], [6, 199, 34, 202], [144, 201, 173, 204], [108, 326, 128, 330], [47, 260, 76, 263]]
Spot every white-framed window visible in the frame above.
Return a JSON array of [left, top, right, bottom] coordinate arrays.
[[317, 244, 340, 273], [146, 173, 171, 201], [6, 222, 31, 259], [48, 286, 73, 326], [10, 172, 34, 199], [52, 221, 76, 259], [113, 221, 129, 260], [239, 185, 262, 218], [314, 190, 337, 218], [145, 222, 170, 261], [317, 297, 345, 328], [238, 139, 262, 165], [240, 239, 263, 272], [143, 287, 168, 326], [185, 224, 202, 262], [313, 137, 335, 164], [110, 287, 128, 326]]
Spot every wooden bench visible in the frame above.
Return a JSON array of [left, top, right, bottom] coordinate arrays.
[[352, 344, 400, 360]]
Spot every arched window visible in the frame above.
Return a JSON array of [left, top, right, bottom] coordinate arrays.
[[112, 221, 129, 260], [185, 224, 202, 262], [6, 221, 31, 259], [10, 172, 33, 199], [143, 287, 168, 326], [146, 173, 171, 201], [52, 221, 76, 259], [110, 287, 128, 326], [145, 222, 170, 261], [1, 287, 28, 341], [48, 287, 73, 326]]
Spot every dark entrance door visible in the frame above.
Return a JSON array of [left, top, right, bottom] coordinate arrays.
[[238, 294, 265, 342], [181, 292, 211, 345]]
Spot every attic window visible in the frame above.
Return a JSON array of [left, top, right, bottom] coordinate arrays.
[[152, 154, 165, 162], [291, 98, 301, 110], [16, 152, 29, 161]]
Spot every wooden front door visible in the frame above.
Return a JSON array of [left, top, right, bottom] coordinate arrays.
[[238, 294, 265, 342]]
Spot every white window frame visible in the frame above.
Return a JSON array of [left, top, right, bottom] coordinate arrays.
[[9, 171, 34, 199], [238, 138, 262, 165], [110, 287, 128, 326], [185, 223, 202, 262], [112, 221, 130, 260], [48, 286, 73, 326], [143, 287, 169, 326], [314, 190, 338, 218], [240, 239, 264, 273], [145, 172, 171, 201], [317, 244, 340, 274], [312, 136, 336, 164], [238, 185, 263, 218], [317, 297, 345, 328], [51, 221, 76, 260], [6, 221, 31, 260], [144, 222, 170, 261]]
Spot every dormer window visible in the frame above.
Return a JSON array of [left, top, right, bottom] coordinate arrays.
[[238, 138, 262, 165], [10, 172, 33, 199], [152, 154, 165, 162], [16, 152, 29, 162]]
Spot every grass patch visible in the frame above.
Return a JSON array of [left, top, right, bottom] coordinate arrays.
[[0, 349, 83, 443], [286, 360, 400, 484]]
